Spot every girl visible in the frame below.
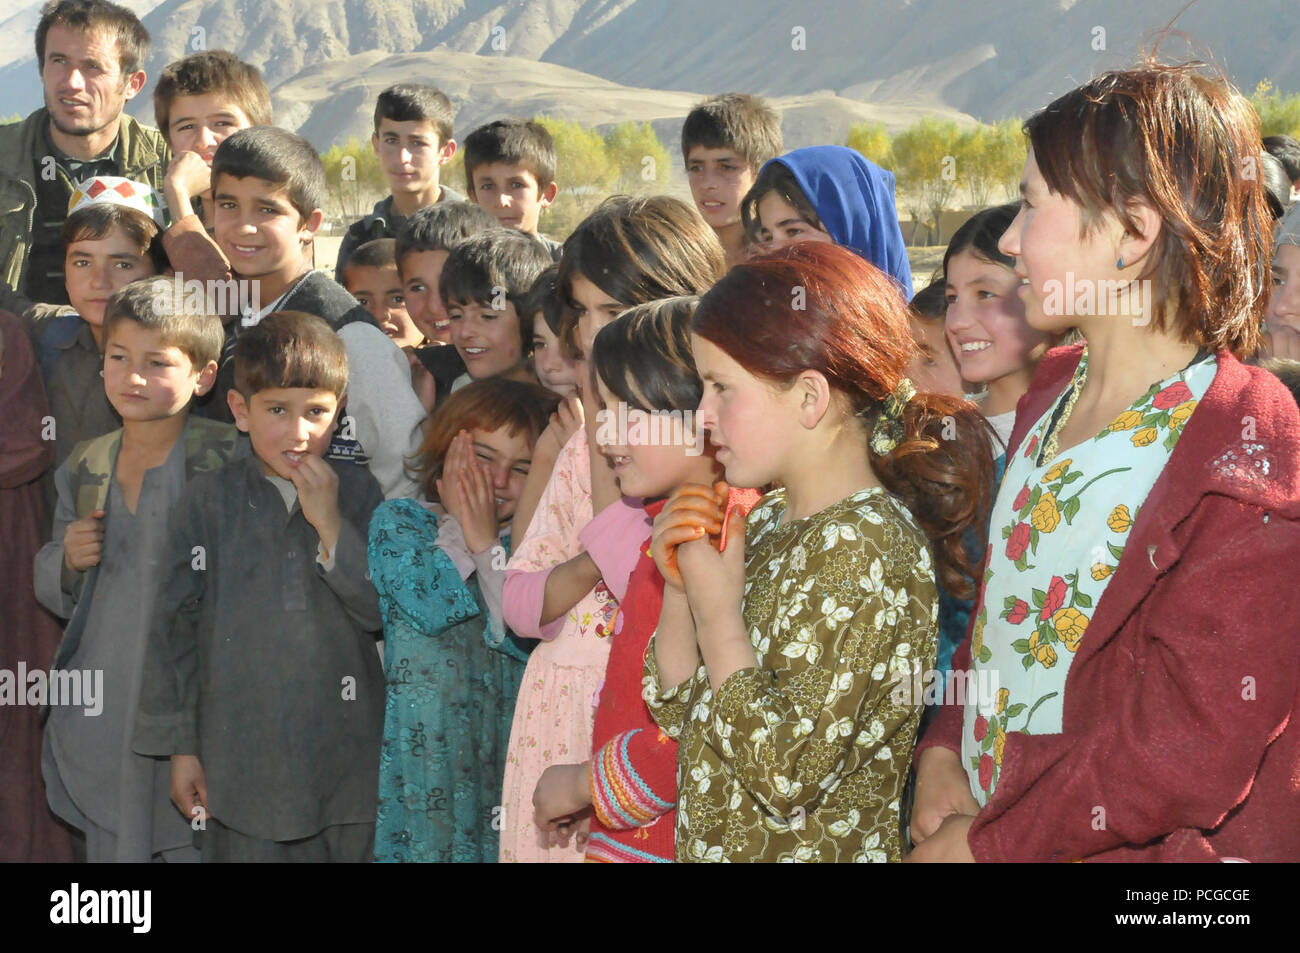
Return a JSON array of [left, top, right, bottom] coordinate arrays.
[[525, 264, 579, 399], [740, 144, 913, 297], [911, 63, 1300, 862], [529, 297, 758, 862], [368, 378, 558, 862], [907, 279, 965, 398], [943, 203, 1054, 453], [1263, 202, 1300, 360], [498, 195, 725, 862], [645, 241, 995, 862]]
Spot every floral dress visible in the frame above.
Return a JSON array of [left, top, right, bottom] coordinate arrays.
[[962, 350, 1216, 802], [499, 427, 617, 862], [644, 486, 937, 862], [368, 499, 528, 862]]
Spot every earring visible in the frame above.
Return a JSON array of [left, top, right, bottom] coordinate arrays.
[[1116, 256, 1124, 269]]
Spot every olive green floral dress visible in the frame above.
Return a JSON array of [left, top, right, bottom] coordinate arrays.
[[644, 486, 938, 862], [962, 350, 1216, 802]]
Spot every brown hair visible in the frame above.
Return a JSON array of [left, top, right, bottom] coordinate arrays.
[[593, 296, 701, 413], [153, 50, 272, 144], [36, 0, 148, 75], [63, 202, 167, 273], [556, 195, 725, 357], [103, 276, 225, 367], [1024, 62, 1270, 358], [233, 311, 348, 400], [694, 242, 995, 598], [681, 93, 783, 173], [411, 378, 559, 502], [739, 160, 824, 246]]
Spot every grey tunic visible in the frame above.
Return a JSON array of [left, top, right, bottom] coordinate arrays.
[[35, 438, 195, 861], [133, 454, 386, 842]]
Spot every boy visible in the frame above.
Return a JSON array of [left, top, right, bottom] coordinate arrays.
[[462, 119, 562, 259], [154, 50, 272, 229], [34, 275, 234, 862], [440, 228, 551, 390], [339, 239, 422, 349], [334, 84, 463, 277], [134, 311, 385, 863], [201, 126, 424, 499], [680, 93, 783, 267], [396, 201, 497, 405]]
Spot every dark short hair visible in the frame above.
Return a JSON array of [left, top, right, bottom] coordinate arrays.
[[593, 296, 702, 414], [681, 93, 783, 172], [63, 202, 167, 273], [943, 203, 1018, 276], [1264, 134, 1300, 183], [154, 50, 272, 144], [103, 276, 225, 368], [373, 84, 454, 146], [440, 228, 552, 356], [212, 127, 324, 222], [521, 264, 566, 336], [1260, 153, 1293, 220], [343, 238, 398, 272], [395, 200, 498, 263], [908, 279, 947, 321], [233, 310, 348, 399], [1025, 62, 1270, 359], [462, 119, 557, 197], [36, 0, 149, 76]]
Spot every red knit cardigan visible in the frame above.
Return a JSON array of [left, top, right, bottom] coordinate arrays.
[[918, 344, 1300, 861]]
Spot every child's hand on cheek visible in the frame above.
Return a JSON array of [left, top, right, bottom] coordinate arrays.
[[291, 455, 342, 560], [456, 444, 502, 553]]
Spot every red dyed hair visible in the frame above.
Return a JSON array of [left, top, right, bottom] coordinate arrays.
[[693, 241, 995, 597]]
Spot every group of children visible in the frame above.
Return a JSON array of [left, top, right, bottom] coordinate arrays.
[[9, 44, 1300, 864]]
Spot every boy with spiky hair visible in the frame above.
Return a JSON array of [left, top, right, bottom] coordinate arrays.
[[681, 93, 783, 266], [134, 310, 385, 862], [334, 84, 464, 277], [35, 275, 235, 862], [440, 227, 551, 388], [462, 119, 561, 259], [199, 125, 425, 499]]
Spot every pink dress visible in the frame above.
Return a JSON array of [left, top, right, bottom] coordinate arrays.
[[499, 427, 618, 862]]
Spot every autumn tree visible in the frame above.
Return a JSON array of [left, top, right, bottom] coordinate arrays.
[[1252, 80, 1300, 139], [846, 121, 893, 169], [320, 138, 386, 223], [892, 117, 962, 244]]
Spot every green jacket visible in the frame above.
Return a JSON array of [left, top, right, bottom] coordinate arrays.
[[0, 108, 169, 293]]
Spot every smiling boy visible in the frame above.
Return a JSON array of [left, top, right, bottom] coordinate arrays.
[[333, 84, 463, 278], [462, 119, 561, 259], [680, 94, 783, 267], [440, 228, 551, 389], [197, 126, 425, 498], [34, 275, 235, 862]]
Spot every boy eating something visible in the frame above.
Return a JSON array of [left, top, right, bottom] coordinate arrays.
[[134, 311, 385, 862]]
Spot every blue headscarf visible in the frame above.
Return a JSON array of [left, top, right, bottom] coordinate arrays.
[[764, 145, 914, 299]]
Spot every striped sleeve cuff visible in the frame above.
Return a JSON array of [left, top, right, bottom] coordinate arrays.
[[590, 729, 675, 831]]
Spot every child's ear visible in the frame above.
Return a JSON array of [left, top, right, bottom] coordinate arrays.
[[194, 359, 219, 397], [794, 370, 832, 430], [227, 390, 251, 432], [370, 131, 380, 155], [438, 139, 457, 165], [298, 208, 325, 244], [539, 181, 558, 209]]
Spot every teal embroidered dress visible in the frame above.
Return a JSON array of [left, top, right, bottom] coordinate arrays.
[[962, 351, 1216, 802], [368, 499, 529, 862]]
